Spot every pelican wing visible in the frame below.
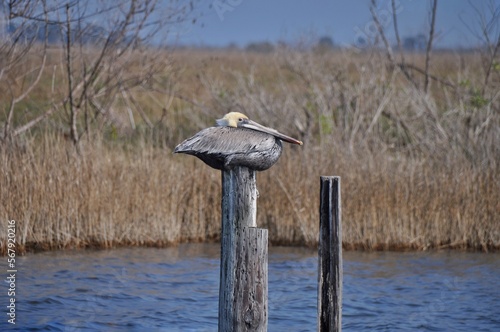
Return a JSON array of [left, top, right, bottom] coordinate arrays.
[[174, 126, 278, 170], [174, 127, 275, 155]]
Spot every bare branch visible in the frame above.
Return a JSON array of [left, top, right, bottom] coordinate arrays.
[[459, 1, 500, 95], [65, 3, 78, 146], [399, 62, 456, 89], [370, 0, 395, 64], [391, 0, 420, 89], [2, 0, 49, 140], [13, 104, 58, 137], [123, 89, 154, 128], [481, 1, 500, 93], [391, 0, 404, 64], [424, 0, 438, 94]]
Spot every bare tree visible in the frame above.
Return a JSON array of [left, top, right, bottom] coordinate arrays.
[[1, 0, 50, 142], [369, 0, 452, 92], [1, 0, 197, 146]]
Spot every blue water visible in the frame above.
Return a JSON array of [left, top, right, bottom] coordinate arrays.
[[2, 244, 499, 331]]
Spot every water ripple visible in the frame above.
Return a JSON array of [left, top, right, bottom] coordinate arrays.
[[2, 245, 499, 331]]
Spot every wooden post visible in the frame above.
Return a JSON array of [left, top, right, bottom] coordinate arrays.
[[219, 167, 268, 332], [318, 176, 342, 332]]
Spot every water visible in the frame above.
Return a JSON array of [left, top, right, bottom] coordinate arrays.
[[2, 244, 499, 331]]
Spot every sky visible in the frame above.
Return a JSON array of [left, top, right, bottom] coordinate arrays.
[[172, 0, 495, 49]]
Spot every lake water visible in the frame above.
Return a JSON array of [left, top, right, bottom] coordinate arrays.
[[2, 244, 499, 331]]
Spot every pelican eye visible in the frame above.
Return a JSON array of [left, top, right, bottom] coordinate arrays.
[[238, 118, 243, 122]]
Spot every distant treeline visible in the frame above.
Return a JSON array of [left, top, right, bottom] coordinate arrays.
[[5, 22, 133, 46], [3, 22, 478, 53]]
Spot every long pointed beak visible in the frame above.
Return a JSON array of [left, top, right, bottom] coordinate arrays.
[[241, 120, 303, 145]]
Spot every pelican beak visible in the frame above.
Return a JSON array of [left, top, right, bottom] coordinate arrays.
[[241, 120, 303, 145]]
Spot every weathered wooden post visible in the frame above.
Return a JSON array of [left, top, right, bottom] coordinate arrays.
[[318, 176, 342, 332], [219, 167, 268, 331]]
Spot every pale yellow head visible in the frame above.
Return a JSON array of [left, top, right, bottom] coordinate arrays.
[[216, 112, 249, 128]]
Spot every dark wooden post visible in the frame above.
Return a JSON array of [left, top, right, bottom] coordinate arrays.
[[318, 176, 342, 332], [219, 167, 268, 332]]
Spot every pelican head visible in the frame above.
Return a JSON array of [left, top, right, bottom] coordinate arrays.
[[216, 112, 303, 145]]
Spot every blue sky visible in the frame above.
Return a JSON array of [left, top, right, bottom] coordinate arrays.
[[173, 0, 493, 48]]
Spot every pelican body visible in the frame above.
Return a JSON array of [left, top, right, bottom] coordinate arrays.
[[174, 112, 303, 171]]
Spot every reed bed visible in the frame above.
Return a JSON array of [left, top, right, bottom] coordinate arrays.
[[0, 134, 222, 253], [1, 48, 499, 254]]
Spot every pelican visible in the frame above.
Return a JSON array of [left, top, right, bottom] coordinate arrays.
[[174, 112, 303, 171]]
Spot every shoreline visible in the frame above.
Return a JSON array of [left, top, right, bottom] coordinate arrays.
[[5, 239, 498, 256]]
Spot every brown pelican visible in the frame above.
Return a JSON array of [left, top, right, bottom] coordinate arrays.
[[174, 112, 303, 171]]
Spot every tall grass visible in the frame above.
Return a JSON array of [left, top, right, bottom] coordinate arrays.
[[1, 48, 499, 253], [0, 133, 222, 252]]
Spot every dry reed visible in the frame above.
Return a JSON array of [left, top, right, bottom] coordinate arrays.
[[1, 48, 499, 254]]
